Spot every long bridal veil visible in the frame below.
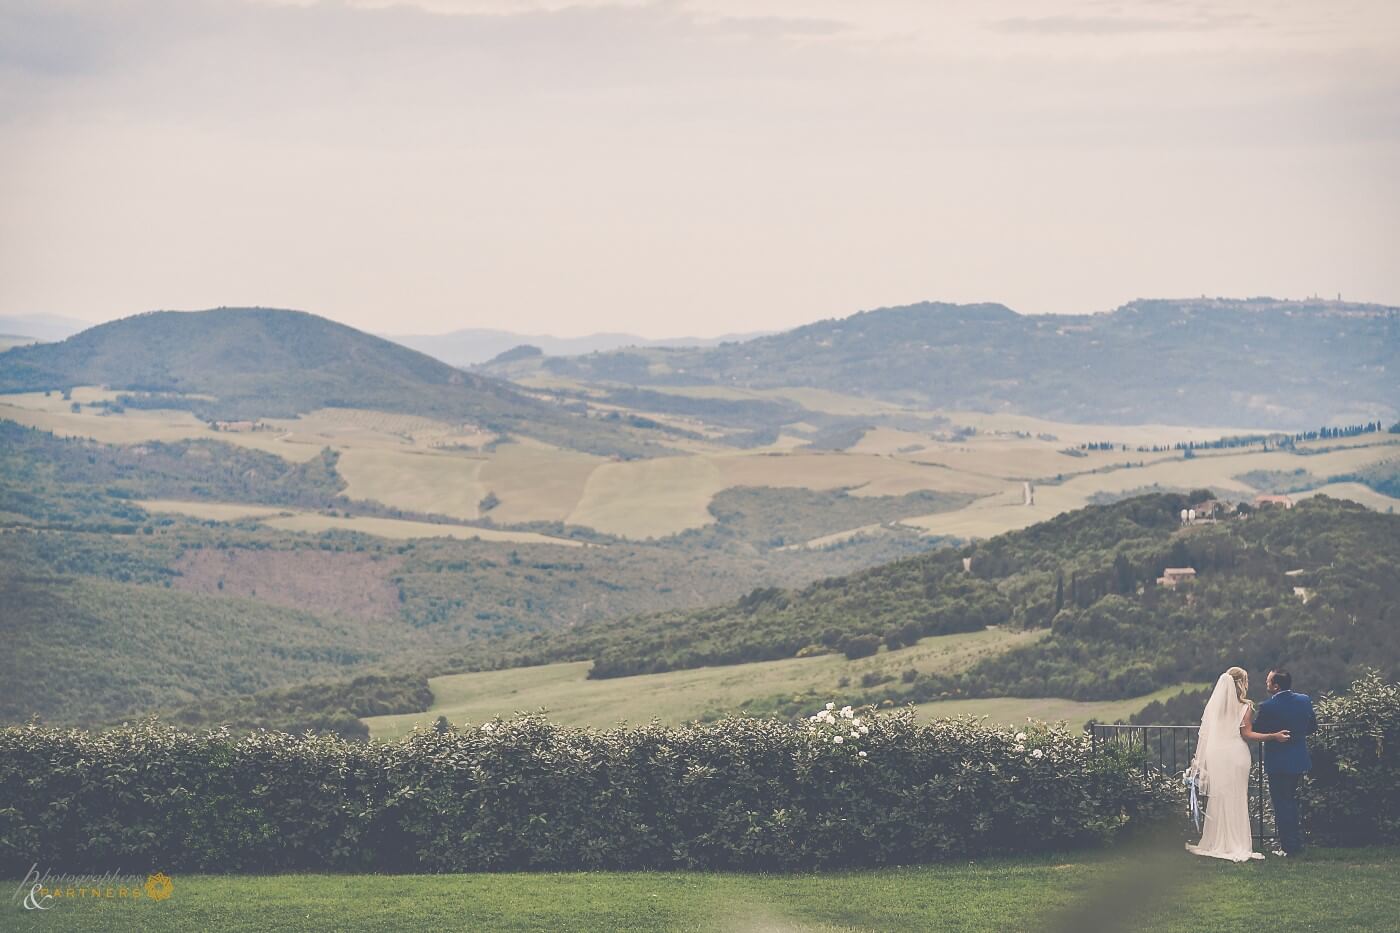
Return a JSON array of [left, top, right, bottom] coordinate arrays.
[[1185, 671, 1261, 860], [1188, 672, 1244, 795]]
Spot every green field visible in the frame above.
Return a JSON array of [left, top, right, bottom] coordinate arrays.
[[364, 628, 1133, 738], [912, 683, 1211, 728], [8, 848, 1396, 932]]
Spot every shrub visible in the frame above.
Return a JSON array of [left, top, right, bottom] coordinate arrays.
[[1304, 673, 1400, 845], [0, 710, 1175, 874], [843, 634, 881, 660]]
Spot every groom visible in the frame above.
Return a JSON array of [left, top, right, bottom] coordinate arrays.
[[1253, 669, 1317, 856]]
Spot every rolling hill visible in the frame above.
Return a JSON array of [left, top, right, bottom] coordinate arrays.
[[490, 298, 1400, 428], [0, 307, 670, 456], [0, 418, 946, 727], [387, 326, 772, 367], [499, 493, 1400, 709], [80, 491, 1398, 736]]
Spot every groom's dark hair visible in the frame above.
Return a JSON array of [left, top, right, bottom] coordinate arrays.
[[1271, 669, 1293, 691]]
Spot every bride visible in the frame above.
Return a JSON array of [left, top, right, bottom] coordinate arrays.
[[1185, 667, 1291, 861]]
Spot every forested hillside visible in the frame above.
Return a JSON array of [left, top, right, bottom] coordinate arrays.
[[0, 422, 941, 727], [510, 494, 1399, 706], [508, 298, 1400, 427]]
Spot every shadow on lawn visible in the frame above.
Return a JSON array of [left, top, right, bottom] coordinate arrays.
[[1042, 830, 1199, 933]]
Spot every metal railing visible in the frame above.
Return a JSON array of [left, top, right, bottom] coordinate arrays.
[[1088, 723, 1274, 845]]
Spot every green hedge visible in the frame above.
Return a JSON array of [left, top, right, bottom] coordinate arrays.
[[1305, 673, 1400, 845], [0, 711, 1173, 874]]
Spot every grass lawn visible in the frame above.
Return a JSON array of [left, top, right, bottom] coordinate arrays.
[[910, 682, 1211, 729], [9, 848, 1395, 932]]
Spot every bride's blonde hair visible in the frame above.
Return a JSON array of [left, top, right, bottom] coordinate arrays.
[[1226, 666, 1249, 704]]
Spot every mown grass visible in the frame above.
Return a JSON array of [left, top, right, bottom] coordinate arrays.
[[7, 848, 1396, 932]]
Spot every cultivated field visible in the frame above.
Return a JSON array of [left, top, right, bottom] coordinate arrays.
[[0, 391, 324, 461], [476, 440, 603, 525], [366, 628, 1065, 737], [7, 387, 1397, 544], [260, 512, 583, 545], [567, 455, 725, 537], [900, 438, 1400, 539], [139, 501, 584, 546], [138, 500, 290, 522], [1296, 482, 1400, 512], [334, 447, 489, 520], [264, 407, 498, 450], [634, 383, 1270, 443]]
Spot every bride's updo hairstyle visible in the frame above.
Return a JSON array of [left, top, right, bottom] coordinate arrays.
[[1226, 666, 1249, 703]]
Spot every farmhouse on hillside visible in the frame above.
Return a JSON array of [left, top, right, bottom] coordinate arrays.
[[1157, 567, 1197, 587], [1192, 499, 1229, 519], [1254, 494, 1295, 509]]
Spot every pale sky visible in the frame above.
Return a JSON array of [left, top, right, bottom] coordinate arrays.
[[1, 0, 1397, 337]]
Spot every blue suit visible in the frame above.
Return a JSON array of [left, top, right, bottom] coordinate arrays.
[[1253, 690, 1317, 853]]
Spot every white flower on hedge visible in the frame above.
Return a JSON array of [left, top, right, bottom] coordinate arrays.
[[859, 726, 869, 735], [1013, 745, 1025, 753], [1032, 749, 1044, 759], [850, 731, 859, 738], [826, 702, 835, 711], [833, 736, 844, 744], [481, 723, 495, 733], [1015, 732, 1027, 742], [858, 751, 867, 758], [840, 706, 854, 719]]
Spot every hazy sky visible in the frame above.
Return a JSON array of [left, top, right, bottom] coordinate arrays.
[[2, 0, 1397, 337]]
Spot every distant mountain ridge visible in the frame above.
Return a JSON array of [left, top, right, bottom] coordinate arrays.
[[0, 307, 666, 456], [0, 313, 94, 343], [490, 298, 1400, 428], [386, 327, 774, 367]]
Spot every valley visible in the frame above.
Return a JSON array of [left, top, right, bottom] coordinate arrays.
[[1, 302, 1397, 735]]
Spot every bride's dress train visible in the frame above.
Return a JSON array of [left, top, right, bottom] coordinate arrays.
[[1185, 673, 1263, 862]]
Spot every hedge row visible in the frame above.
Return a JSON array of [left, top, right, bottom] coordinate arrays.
[[0, 710, 1173, 874]]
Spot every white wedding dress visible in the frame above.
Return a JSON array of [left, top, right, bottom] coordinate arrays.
[[1185, 673, 1263, 861]]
